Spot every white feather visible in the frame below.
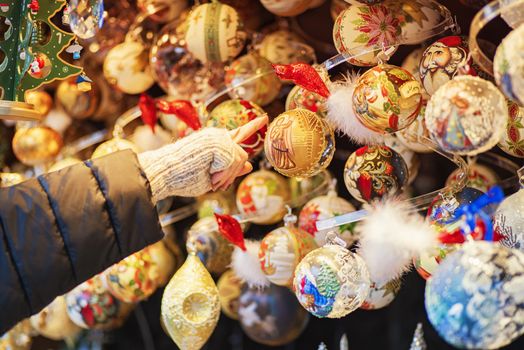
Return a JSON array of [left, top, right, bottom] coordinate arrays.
[[231, 240, 270, 288], [326, 73, 383, 145], [356, 201, 437, 285]]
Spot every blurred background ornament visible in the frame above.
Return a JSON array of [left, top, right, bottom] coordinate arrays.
[[148, 241, 177, 287], [217, 269, 244, 320], [396, 97, 432, 153], [68, 0, 105, 39], [445, 163, 498, 193], [48, 157, 83, 172], [137, 0, 187, 23], [494, 184, 524, 252], [130, 124, 172, 152], [91, 138, 138, 158], [499, 101, 524, 157], [409, 323, 427, 350], [494, 23, 524, 106], [0, 320, 32, 350], [286, 84, 328, 118], [360, 278, 401, 310], [30, 296, 81, 341], [258, 30, 310, 65], [25, 90, 53, 118], [402, 47, 424, 83], [0, 173, 26, 187], [197, 191, 235, 219], [12, 125, 63, 166], [56, 78, 100, 120]]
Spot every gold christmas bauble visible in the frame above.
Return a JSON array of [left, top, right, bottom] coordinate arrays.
[[258, 30, 307, 65], [30, 296, 81, 341], [25, 90, 53, 117], [92, 138, 139, 158], [12, 126, 63, 166], [0, 173, 25, 187], [217, 269, 243, 320], [48, 157, 82, 172], [264, 108, 335, 178], [149, 241, 177, 287], [56, 79, 99, 119]]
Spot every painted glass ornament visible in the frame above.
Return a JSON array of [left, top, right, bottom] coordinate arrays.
[[290, 170, 332, 204], [353, 64, 423, 133], [92, 138, 138, 158], [494, 188, 524, 252], [265, 109, 335, 178], [360, 278, 401, 310], [197, 191, 235, 219], [286, 85, 328, 118], [238, 284, 309, 346], [259, 30, 309, 65], [187, 216, 234, 275], [225, 53, 281, 106], [12, 126, 63, 166], [207, 99, 267, 157], [499, 101, 524, 158], [161, 253, 220, 350], [343, 145, 409, 203], [494, 22, 524, 106], [0, 320, 32, 350], [425, 241, 524, 349], [56, 79, 99, 119], [396, 97, 432, 153], [384, 136, 420, 185], [30, 296, 81, 341], [236, 169, 290, 225], [259, 213, 318, 286], [424, 76, 508, 156], [217, 270, 243, 320], [445, 163, 498, 194], [299, 190, 357, 246], [68, 0, 104, 39], [259, 0, 312, 16], [293, 244, 370, 318], [185, 3, 246, 64]]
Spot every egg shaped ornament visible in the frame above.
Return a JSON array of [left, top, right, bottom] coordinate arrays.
[[494, 187, 524, 252], [238, 284, 309, 346], [217, 270, 244, 320], [236, 169, 291, 225], [259, 213, 318, 286], [225, 53, 282, 107], [353, 64, 423, 134], [293, 244, 370, 318], [161, 253, 220, 350], [344, 145, 409, 203], [396, 97, 432, 153], [425, 76, 508, 156], [197, 191, 235, 219], [259, 30, 310, 65], [265, 109, 335, 178], [92, 138, 138, 158], [299, 190, 357, 246], [333, 4, 401, 66], [137, 0, 187, 23], [103, 41, 155, 94], [0, 320, 32, 350], [259, 0, 312, 16], [185, 2, 246, 64], [425, 241, 524, 349], [30, 296, 81, 341], [187, 216, 234, 274], [12, 126, 63, 166], [495, 24, 524, 106], [499, 101, 524, 157], [361, 278, 401, 310], [445, 163, 498, 194], [25, 90, 53, 117], [68, 0, 104, 39], [207, 99, 267, 157]]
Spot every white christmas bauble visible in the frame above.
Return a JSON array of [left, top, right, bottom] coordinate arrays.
[[130, 125, 172, 152], [494, 188, 524, 252], [494, 23, 524, 106]]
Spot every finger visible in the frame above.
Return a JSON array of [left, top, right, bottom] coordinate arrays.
[[229, 115, 269, 143]]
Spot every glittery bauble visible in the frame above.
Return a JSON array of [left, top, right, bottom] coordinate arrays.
[[239, 284, 309, 345], [293, 244, 370, 318], [499, 101, 524, 157], [259, 0, 312, 16], [396, 97, 432, 153], [286, 85, 327, 118], [500, 0, 524, 29], [185, 3, 246, 64], [161, 254, 220, 350], [56, 79, 100, 119], [353, 64, 423, 133], [25, 90, 53, 117], [425, 241, 524, 349], [225, 53, 281, 106], [361, 278, 401, 310], [103, 41, 155, 94], [299, 191, 357, 246], [92, 138, 139, 158], [425, 76, 508, 156], [197, 191, 235, 219], [401, 47, 424, 83], [30, 296, 81, 341], [236, 170, 290, 225], [68, 0, 104, 39], [137, 0, 187, 23], [494, 24, 524, 106], [0, 320, 32, 350], [208, 99, 267, 157], [344, 145, 409, 203], [12, 126, 63, 166], [445, 163, 498, 193], [333, 4, 400, 66], [265, 109, 335, 178], [217, 269, 243, 320], [187, 216, 234, 274], [494, 188, 524, 252], [259, 222, 317, 286], [259, 30, 309, 65]]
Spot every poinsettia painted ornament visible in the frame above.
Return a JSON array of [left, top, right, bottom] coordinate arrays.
[[494, 23, 524, 106], [360, 278, 401, 310], [344, 145, 409, 203], [445, 163, 498, 194], [494, 186, 524, 252], [207, 99, 267, 157], [499, 101, 524, 158]]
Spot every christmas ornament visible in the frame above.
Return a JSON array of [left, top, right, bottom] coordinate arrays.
[[56, 78, 99, 119], [424, 76, 508, 156], [494, 187, 524, 251], [299, 190, 357, 246], [137, 0, 187, 23], [259, 0, 312, 16], [384, 136, 420, 185], [352, 64, 423, 133], [238, 284, 309, 345], [499, 101, 524, 157], [184, 2, 246, 64], [103, 41, 155, 94], [500, 0, 524, 29], [259, 212, 317, 286], [290, 170, 332, 204], [25, 90, 52, 117], [131, 125, 172, 152], [330, 0, 349, 20], [445, 163, 498, 193], [236, 169, 290, 225], [293, 243, 370, 318], [197, 191, 235, 219], [425, 241, 524, 349], [207, 99, 267, 157], [273, 62, 330, 99], [409, 323, 427, 350], [0, 320, 32, 350], [217, 270, 243, 320], [258, 30, 310, 65], [344, 145, 409, 203], [187, 216, 234, 274], [264, 109, 335, 178], [396, 97, 432, 153], [232, 240, 271, 288], [68, 0, 104, 39], [12, 125, 63, 166], [360, 278, 401, 310], [30, 296, 81, 341], [494, 22, 524, 106], [148, 241, 177, 287], [0, 173, 25, 187], [161, 253, 220, 350], [286, 85, 328, 118], [91, 138, 138, 158], [401, 47, 424, 83], [225, 53, 281, 106]]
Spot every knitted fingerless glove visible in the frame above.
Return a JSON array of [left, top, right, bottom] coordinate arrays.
[[138, 128, 236, 203]]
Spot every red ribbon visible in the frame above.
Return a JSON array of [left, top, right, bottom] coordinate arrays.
[[272, 62, 330, 98], [214, 213, 246, 251]]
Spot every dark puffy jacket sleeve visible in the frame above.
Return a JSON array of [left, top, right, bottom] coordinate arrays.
[[0, 150, 164, 334]]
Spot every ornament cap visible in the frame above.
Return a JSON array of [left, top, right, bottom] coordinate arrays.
[[325, 231, 347, 248], [283, 205, 297, 227]]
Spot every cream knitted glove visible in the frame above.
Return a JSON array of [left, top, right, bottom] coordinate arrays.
[[138, 128, 239, 203]]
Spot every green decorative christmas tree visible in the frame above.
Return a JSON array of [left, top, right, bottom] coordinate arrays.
[[317, 264, 340, 298]]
